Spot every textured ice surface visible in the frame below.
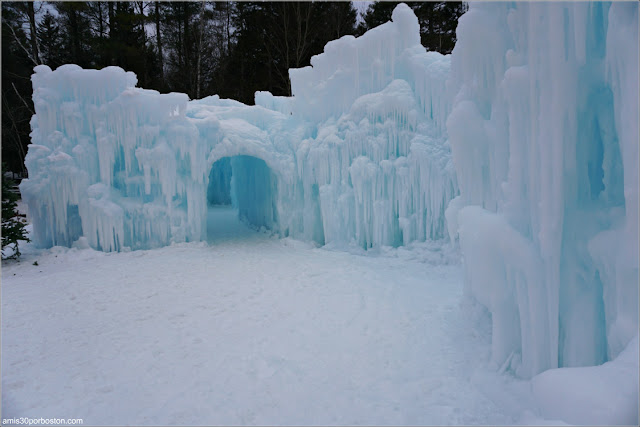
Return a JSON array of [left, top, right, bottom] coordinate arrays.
[[446, 0, 639, 383], [21, 4, 455, 252]]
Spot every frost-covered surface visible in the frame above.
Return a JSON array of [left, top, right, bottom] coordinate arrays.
[[531, 335, 639, 425], [3, 209, 526, 426], [20, 4, 456, 252], [3, 208, 637, 425], [445, 0, 639, 384]]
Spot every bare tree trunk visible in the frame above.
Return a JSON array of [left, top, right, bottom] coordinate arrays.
[[281, 4, 290, 95], [6, 24, 38, 67], [70, 8, 81, 64], [108, 1, 115, 63], [11, 83, 34, 115], [225, 1, 231, 56], [27, 2, 42, 65], [136, 2, 147, 44], [108, 2, 115, 35], [97, 5, 104, 38], [135, 1, 148, 85], [294, 3, 312, 68], [177, 20, 183, 75], [155, 2, 164, 83], [183, 3, 190, 96], [95, 3, 107, 65], [196, 1, 206, 99]]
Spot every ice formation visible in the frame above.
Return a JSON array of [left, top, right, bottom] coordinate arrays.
[[445, 1, 639, 380], [21, 4, 455, 252], [20, 1, 639, 394]]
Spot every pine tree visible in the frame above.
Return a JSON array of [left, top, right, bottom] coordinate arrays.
[[54, 2, 94, 67], [2, 1, 36, 177], [2, 164, 29, 259], [221, 1, 358, 103], [37, 10, 64, 68]]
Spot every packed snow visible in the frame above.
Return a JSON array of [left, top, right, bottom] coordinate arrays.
[[3, 210, 520, 425], [8, 1, 640, 425]]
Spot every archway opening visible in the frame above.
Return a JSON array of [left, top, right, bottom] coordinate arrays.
[[206, 155, 279, 242]]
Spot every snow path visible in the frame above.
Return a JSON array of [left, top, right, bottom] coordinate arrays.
[[2, 207, 535, 425]]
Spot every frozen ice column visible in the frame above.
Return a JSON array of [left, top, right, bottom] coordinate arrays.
[[289, 3, 458, 248], [446, 1, 639, 378], [20, 64, 137, 249], [20, 64, 197, 251]]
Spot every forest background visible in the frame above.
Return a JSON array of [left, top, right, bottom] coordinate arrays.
[[1, 1, 466, 176]]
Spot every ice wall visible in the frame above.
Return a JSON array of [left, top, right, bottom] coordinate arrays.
[[24, 64, 218, 251], [446, 1, 639, 378], [291, 4, 457, 248], [20, 4, 457, 252], [20, 64, 193, 251]]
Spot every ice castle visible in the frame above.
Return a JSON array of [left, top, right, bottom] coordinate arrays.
[[20, 3, 638, 380]]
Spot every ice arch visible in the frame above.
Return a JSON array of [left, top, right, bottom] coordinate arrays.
[[206, 155, 279, 233]]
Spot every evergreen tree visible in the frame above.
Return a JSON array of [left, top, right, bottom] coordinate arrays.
[[85, 2, 110, 66], [153, 1, 166, 91], [221, 1, 357, 103], [205, 1, 237, 97], [37, 10, 64, 68], [2, 164, 29, 260], [104, 1, 156, 88], [54, 2, 94, 66], [315, 2, 357, 41], [161, 1, 201, 97], [1, 1, 36, 177]]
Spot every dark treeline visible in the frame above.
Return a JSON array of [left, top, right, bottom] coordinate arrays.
[[1, 1, 466, 176]]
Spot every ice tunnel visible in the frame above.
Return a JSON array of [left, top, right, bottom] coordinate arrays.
[[206, 155, 279, 236], [206, 157, 232, 207]]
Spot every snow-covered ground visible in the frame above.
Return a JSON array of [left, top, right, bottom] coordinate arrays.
[[3, 207, 545, 425]]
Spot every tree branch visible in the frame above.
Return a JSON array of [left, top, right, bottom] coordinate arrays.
[[4, 22, 38, 67], [2, 92, 29, 176], [12, 83, 35, 116]]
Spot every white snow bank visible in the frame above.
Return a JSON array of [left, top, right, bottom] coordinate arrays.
[[531, 335, 639, 425], [0, 211, 518, 425]]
